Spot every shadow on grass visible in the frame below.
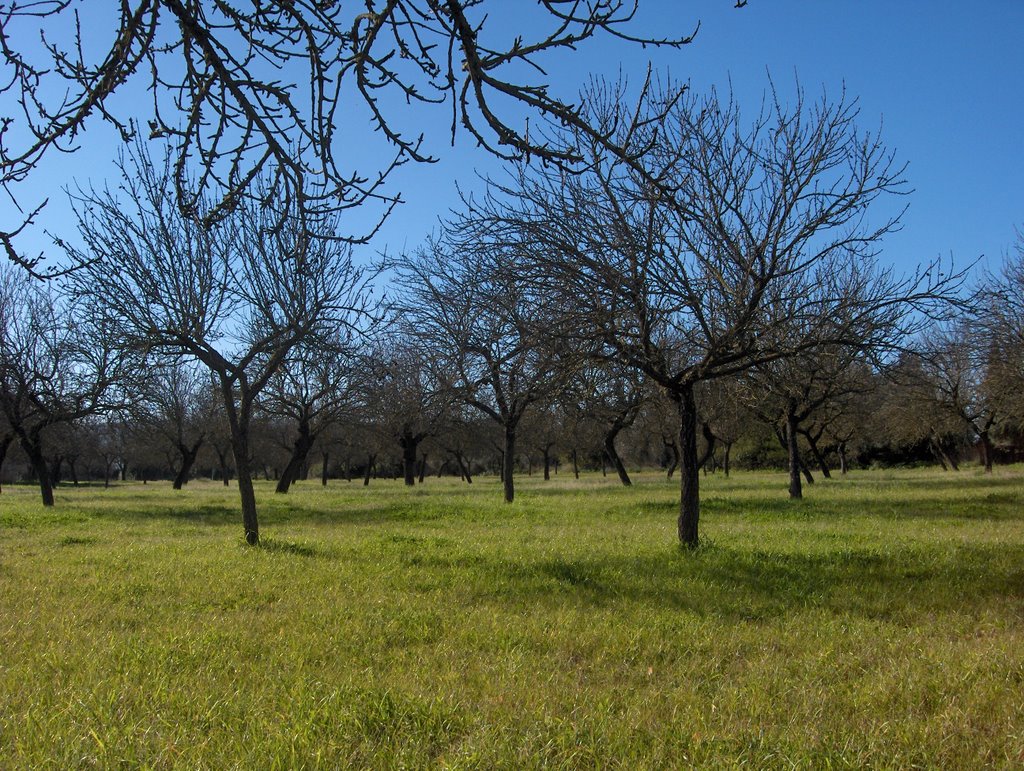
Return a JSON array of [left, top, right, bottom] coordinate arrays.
[[470, 543, 1024, 623], [256, 538, 323, 558]]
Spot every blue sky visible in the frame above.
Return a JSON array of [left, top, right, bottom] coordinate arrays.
[[2, 1, 1022, 277]]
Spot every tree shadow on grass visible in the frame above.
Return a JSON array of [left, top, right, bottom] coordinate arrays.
[[470, 543, 1024, 623]]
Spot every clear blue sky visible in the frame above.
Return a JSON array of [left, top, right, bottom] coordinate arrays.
[[2, 1, 1022, 277]]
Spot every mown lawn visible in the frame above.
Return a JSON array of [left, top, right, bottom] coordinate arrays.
[[1, 467, 1022, 768]]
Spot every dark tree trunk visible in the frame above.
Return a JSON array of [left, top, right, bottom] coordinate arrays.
[[215, 446, 232, 486], [399, 431, 420, 487], [21, 434, 54, 506], [395, 430, 419, 483], [219, 374, 260, 545], [802, 429, 832, 479], [455, 451, 473, 484], [676, 385, 700, 547], [49, 455, 64, 487], [277, 422, 314, 494], [542, 447, 551, 481], [321, 450, 330, 486], [172, 440, 202, 490], [604, 429, 632, 486], [502, 425, 516, 503], [775, 423, 813, 491], [979, 431, 994, 473], [418, 453, 427, 484], [723, 442, 732, 478], [571, 448, 579, 479], [786, 409, 802, 500], [0, 434, 11, 494], [233, 439, 259, 545], [929, 436, 949, 471], [665, 439, 680, 479], [933, 435, 960, 471], [697, 422, 717, 472], [363, 454, 375, 486]]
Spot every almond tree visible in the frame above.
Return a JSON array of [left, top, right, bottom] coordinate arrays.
[[0, 265, 128, 504], [465, 79, 960, 546], [65, 149, 375, 544], [265, 339, 361, 494], [393, 236, 573, 503]]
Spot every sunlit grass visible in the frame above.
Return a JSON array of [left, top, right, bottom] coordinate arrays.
[[1, 467, 1023, 767]]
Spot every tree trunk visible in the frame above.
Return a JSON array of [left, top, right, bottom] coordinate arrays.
[[418, 453, 427, 484], [215, 446, 232, 486], [542, 447, 551, 481], [802, 430, 832, 479], [233, 439, 260, 545], [929, 437, 949, 471], [400, 431, 420, 487], [172, 440, 202, 490], [219, 375, 260, 545], [455, 451, 473, 484], [571, 448, 579, 479], [49, 455, 63, 487], [321, 450, 330, 487], [676, 384, 700, 548], [786, 409, 802, 500], [979, 431, 994, 473], [0, 434, 11, 494], [502, 425, 516, 503], [604, 429, 632, 486], [363, 454, 375, 486], [697, 422, 717, 473], [665, 439, 679, 479], [21, 435, 54, 506], [277, 423, 314, 494], [723, 442, 732, 478]]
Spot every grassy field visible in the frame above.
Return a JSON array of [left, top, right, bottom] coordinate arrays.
[[1, 467, 1023, 768]]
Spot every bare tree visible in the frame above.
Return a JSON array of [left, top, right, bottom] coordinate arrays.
[[0, 265, 127, 504], [463, 78, 960, 546], [136, 357, 217, 489], [393, 235, 573, 503], [907, 322, 1006, 473], [264, 338, 360, 494], [981, 228, 1024, 429], [564, 360, 645, 486], [744, 344, 875, 498], [65, 148, 376, 544], [1, 1, 696, 275], [359, 335, 456, 487]]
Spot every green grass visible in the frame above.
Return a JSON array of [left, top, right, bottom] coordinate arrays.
[[1, 467, 1023, 768]]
